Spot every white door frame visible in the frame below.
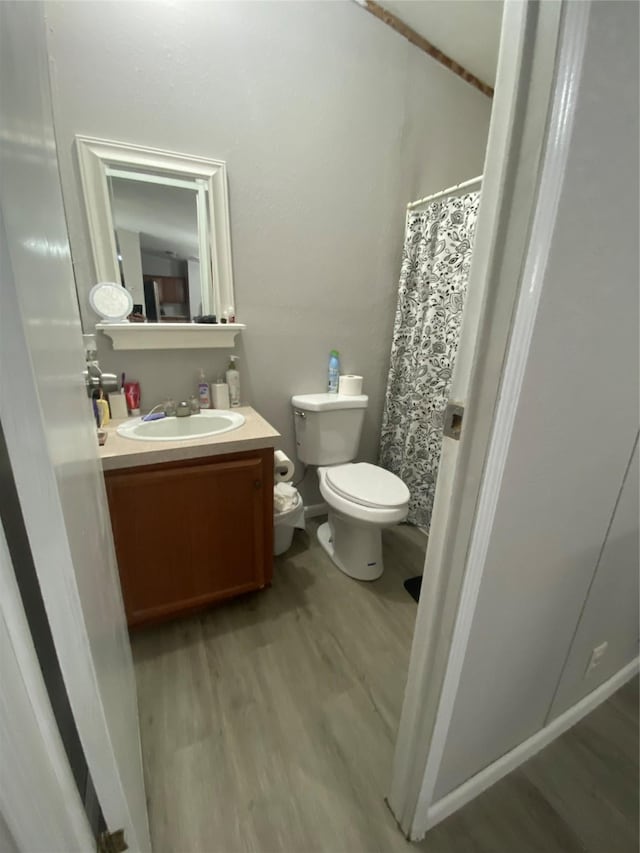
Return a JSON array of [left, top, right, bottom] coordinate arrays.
[[0, 203, 149, 849], [0, 521, 95, 852], [389, 0, 574, 838], [1, 165, 150, 853], [0, 3, 150, 849]]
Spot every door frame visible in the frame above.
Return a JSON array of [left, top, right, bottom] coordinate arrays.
[[0, 520, 95, 852], [0, 3, 151, 848], [1, 0, 588, 848], [0, 204, 149, 850], [389, 0, 581, 839]]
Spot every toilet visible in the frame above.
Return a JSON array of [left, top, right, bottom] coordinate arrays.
[[291, 393, 410, 581]]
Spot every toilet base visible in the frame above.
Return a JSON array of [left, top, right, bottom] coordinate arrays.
[[317, 516, 383, 581]]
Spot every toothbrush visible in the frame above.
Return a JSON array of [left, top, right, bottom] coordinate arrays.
[[141, 404, 167, 422]]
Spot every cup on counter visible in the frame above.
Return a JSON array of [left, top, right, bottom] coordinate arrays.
[[124, 381, 141, 416], [108, 393, 129, 420]]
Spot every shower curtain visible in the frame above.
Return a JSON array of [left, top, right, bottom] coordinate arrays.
[[379, 189, 481, 529]]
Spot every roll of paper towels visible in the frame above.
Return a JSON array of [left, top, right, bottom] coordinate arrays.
[[274, 450, 295, 483], [211, 381, 230, 409], [338, 374, 364, 396]]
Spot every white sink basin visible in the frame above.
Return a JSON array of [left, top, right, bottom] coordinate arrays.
[[116, 410, 245, 442]]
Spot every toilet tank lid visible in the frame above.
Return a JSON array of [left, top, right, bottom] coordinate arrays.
[[291, 393, 368, 411]]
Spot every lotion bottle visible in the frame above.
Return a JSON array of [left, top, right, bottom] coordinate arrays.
[[226, 356, 241, 407], [198, 368, 211, 408]]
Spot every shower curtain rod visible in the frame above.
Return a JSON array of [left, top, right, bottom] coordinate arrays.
[[407, 175, 483, 210]]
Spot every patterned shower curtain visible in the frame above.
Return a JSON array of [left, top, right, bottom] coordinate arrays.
[[379, 190, 481, 529]]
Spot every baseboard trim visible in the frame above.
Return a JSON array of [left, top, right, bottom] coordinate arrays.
[[304, 502, 328, 519], [423, 658, 639, 833]]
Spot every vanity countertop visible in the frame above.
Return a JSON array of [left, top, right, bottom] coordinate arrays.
[[99, 406, 280, 471]]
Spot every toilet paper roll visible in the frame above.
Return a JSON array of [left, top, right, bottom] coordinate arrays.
[[338, 374, 364, 396], [274, 449, 295, 483]]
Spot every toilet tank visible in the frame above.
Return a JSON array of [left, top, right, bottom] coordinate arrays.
[[291, 393, 368, 465]]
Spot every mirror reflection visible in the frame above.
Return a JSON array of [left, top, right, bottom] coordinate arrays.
[[108, 170, 205, 322]]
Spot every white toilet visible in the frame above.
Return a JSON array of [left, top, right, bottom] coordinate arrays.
[[291, 393, 410, 581]]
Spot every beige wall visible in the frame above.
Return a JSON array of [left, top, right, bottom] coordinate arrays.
[[46, 0, 492, 496]]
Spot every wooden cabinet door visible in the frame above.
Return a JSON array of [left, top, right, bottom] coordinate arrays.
[[159, 277, 186, 304], [190, 455, 266, 598], [105, 450, 273, 627]]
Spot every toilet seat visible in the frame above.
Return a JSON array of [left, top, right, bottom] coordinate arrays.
[[325, 463, 409, 509]]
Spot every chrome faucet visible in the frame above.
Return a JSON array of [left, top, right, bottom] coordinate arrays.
[[143, 398, 199, 420], [175, 397, 200, 417]]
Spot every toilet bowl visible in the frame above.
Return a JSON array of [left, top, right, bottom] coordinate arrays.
[[317, 463, 409, 581], [291, 391, 410, 581]]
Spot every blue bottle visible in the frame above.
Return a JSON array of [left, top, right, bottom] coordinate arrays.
[[328, 350, 340, 394]]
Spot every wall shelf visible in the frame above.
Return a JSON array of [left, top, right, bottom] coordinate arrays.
[[96, 322, 245, 350]]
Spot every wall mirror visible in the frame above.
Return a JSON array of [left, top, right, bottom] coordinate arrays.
[[75, 136, 234, 330]]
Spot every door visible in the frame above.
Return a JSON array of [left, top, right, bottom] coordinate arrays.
[[389, 0, 566, 836], [0, 502, 95, 851], [159, 276, 187, 304], [0, 4, 150, 851]]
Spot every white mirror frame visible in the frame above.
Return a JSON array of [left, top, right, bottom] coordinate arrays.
[[75, 135, 234, 323]]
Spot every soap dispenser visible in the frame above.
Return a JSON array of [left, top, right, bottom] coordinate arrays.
[[198, 368, 211, 409]]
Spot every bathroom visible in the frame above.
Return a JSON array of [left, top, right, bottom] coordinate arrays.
[[57, 1, 494, 611], [26, 0, 493, 845], [5, 1, 639, 852], [55, 0, 493, 482]]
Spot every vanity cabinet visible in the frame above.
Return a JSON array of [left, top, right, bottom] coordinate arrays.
[[104, 448, 274, 628]]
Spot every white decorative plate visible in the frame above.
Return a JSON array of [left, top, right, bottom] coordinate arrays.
[[89, 282, 133, 323]]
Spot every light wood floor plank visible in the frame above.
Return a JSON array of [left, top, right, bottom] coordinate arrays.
[[132, 521, 638, 853]]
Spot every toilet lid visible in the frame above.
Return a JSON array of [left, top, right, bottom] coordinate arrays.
[[325, 463, 410, 509]]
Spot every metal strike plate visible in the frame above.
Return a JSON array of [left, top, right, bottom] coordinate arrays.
[[443, 402, 464, 440]]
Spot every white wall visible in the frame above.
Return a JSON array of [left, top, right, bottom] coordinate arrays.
[[549, 438, 639, 718], [115, 228, 144, 306], [432, 0, 639, 800], [45, 0, 492, 496], [0, 811, 18, 853]]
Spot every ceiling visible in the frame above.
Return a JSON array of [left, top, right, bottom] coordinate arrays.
[[110, 176, 200, 261], [377, 0, 503, 88]]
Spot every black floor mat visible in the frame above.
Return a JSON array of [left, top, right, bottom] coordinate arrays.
[[404, 576, 422, 603]]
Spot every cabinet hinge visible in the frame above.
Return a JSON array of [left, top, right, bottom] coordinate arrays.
[[97, 828, 128, 853]]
